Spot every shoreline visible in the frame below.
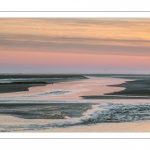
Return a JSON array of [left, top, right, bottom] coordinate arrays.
[[107, 79, 150, 96], [48, 120, 150, 132], [0, 75, 87, 93], [1, 75, 150, 132], [82, 76, 150, 99]]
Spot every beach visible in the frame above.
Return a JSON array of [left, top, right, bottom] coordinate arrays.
[[48, 120, 150, 132], [0, 74, 150, 132]]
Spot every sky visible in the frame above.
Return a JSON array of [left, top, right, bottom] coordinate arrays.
[[0, 18, 150, 74]]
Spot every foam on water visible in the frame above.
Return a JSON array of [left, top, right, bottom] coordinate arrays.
[[0, 90, 72, 100], [22, 90, 71, 97], [2, 102, 150, 131]]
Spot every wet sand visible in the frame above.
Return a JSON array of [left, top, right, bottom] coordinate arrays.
[[0, 103, 92, 119], [82, 76, 150, 99], [107, 79, 150, 96], [0, 74, 87, 93], [49, 121, 150, 132], [0, 77, 126, 101], [1, 75, 150, 132]]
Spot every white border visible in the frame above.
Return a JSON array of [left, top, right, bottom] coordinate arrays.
[[1, 133, 150, 138], [0, 0, 150, 11], [1, 12, 150, 18], [1, 0, 150, 143]]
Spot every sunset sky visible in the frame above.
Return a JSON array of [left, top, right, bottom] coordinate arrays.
[[0, 18, 150, 74]]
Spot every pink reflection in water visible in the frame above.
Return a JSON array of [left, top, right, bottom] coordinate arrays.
[[0, 77, 129, 101]]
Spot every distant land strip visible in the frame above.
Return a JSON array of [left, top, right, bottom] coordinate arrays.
[[82, 77, 150, 99], [0, 74, 88, 93], [0, 74, 88, 79]]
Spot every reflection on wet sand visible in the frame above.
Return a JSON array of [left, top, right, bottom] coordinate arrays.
[[1, 76, 150, 132], [0, 77, 127, 101]]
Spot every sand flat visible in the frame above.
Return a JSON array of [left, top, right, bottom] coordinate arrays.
[[48, 121, 150, 132]]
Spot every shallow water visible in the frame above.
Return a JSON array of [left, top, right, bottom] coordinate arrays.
[[1, 77, 150, 132], [0, 77, 127, 101]]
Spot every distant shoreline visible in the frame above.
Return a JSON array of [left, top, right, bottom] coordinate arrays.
[[0, 75, 87, 93], [1, 74, 150, 97], [82, 76, 150, 99], [0, 74, 88, 79]]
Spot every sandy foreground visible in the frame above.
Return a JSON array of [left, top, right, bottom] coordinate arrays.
[[47, 121, 150, 132]]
